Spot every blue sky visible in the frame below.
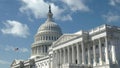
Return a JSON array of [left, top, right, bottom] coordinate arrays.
[[0, 0, 120, 68]]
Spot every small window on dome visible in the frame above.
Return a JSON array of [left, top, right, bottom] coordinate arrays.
[[43, 36, 45, 40], [54, 37, 56, 40], [49, 36, 51, 40], [51, 36, 53, 40], [46, 36, 48, 40]]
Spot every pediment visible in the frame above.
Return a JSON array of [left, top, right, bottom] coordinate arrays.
[[53, 34, 79, 46], [11, 59, 22, 66]]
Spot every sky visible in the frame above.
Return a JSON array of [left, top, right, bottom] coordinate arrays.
[[0, 0, 120, 68]]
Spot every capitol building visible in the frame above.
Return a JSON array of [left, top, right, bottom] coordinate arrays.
[[11, 5, 120, 68]]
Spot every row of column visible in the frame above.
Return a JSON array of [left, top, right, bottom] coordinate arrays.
[[93, 37, 109, 66], [53, 41, 86, 67], [53, 36, 110, 67], [35, 35, 58, 41], [32, 45, 48, 55]]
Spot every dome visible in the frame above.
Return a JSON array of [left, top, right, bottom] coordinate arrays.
[[33, 5, 62, 45], [31, 5, 62, 58], [37, 20, 62, 33]]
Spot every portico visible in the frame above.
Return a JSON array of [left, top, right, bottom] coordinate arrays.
[[52, 33, 110, 68]]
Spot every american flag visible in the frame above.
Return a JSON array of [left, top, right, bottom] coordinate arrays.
[[14, 48, 19, 51]]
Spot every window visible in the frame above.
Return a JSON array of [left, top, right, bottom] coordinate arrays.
[[85, 48, 88, 52], [52, 36, 54, 40], [96, 45, 98, 49], [49, 36, 51, 40], [45, 46, 47, 52], [90, 47, 93, 50], [54, 37, 56, 40], [102, 43, 104, 47], [46, 36, 48, 40]]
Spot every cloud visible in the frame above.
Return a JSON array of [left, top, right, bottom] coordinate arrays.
[[61, 14, 72, 21], [20, 0, 64, 19], [102, 12, 120, 22], [0, 60, 10, 65], [20, 48, 29, 53], [61, 0, 89, 12], [109, 0, 120, 6], [4, 46, 29, 53], [1, 20, 30, 38], [19, 0, 90, 21]]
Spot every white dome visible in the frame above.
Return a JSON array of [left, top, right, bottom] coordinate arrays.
[[38, 20, 62, 34], [31, 5, 62, 58]]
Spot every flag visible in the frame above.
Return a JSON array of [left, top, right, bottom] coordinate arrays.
[[14, 48, 19, 51]]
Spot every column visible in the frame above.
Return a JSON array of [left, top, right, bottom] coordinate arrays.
[[40, 46, 42, 53], [63, 48, 66, 64], [55, 52, 58, 68], [76, 43, 80, 64], [39, 46, 41, 54], [42, 45, 43, 54], [93, 40, 96, 66], [99, 38, 103, 65], [56, 50, 59, 68], [43, 46, 45, 53], [35, 47, 37, 55], [53, 51, 55, 68], [81, 42, 85, 64], [37, 46, 39, 55], [32, 48, 33, 55], [33, 47, 34, 55], [34, 47, 36, 55], [88, 45, 91, 65], [105, 37, 109, 64], [72, 45, 75, 63], [59, 49, 62, 67], [67, 46, 71, 63], [111, 46, 116, 63]]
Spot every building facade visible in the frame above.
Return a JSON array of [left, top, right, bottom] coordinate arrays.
[[11, 6, 120, 68]]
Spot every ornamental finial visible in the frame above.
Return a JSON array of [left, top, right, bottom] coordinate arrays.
[[49, 5, 51, 13], [47, 5, 53, 21]]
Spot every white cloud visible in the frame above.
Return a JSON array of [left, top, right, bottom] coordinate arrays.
[[102, 12, 120, 22], [1, 20, 29, 38], [61, 0, 89, 12], [19, 0, 90, 21], [110, 0, 120, 6], [61, 14, 72, 21], [0, 60, 10, 65], [20, 48, 29, 53], [5, 46, 29, 53], [20, 0, 64, 19]]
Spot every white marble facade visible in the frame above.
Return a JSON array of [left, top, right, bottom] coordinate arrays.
[[11, 6, 120, 68]]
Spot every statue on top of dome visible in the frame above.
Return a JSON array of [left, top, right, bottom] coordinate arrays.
[[47, 5, 53, 21]]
